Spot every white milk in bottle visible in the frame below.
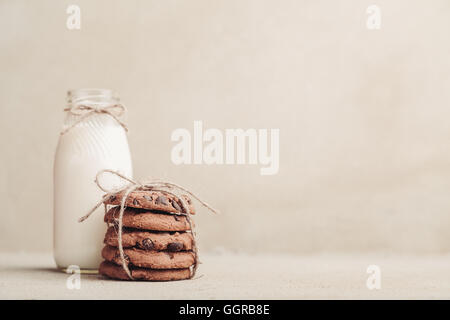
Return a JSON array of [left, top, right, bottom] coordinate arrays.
[[54, 89, 133, 271]]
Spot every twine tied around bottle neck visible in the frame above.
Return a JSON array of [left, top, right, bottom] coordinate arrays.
[[79, 169, 218, 280], [60, 103, 128, 135]]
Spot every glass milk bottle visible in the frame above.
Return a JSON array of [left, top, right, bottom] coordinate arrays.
[[54, 89, 133, 271]]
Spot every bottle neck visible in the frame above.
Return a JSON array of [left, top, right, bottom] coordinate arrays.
[[63, 89, 125, 131], [67, 88, 119, 108]]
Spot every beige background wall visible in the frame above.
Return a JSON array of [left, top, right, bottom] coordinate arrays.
[[1, 0, 450, 254]]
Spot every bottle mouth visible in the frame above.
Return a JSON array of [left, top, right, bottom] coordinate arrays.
[[67, 88, 119, 106]]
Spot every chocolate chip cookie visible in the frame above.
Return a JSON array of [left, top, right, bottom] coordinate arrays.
[[104, 226, 193, 251], [104, 190, 195, 214], [104, 206, 193, 231], [102, 245, 195, 269], [99, 261, 191, 281]]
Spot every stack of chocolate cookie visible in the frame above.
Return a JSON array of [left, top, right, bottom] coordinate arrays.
[[98, 189, 196, 281]]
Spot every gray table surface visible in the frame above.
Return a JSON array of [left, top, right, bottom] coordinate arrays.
[[1, 252, 449, 299]]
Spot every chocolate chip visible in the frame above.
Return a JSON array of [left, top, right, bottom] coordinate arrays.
[[167, 242, 184, 252], [172, 200, 182, 212], [115, 252, 130, 262], [166, 252, 175, 259], [109, 195, 117, 202], [156, 195, 168, 206], [141, 238, 155, 250], [133, 198, 139, 206], [143, 195, 153, 201]]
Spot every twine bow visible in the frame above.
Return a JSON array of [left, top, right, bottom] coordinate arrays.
[[79, 169, 218, 280], [61, 103, 128, 135]]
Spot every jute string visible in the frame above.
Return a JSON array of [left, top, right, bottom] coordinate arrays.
[[61, 103, 128, 135], [79, 169, 218, 280]]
